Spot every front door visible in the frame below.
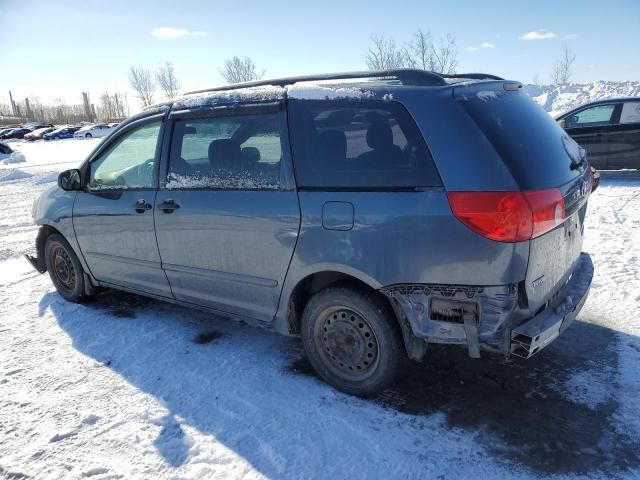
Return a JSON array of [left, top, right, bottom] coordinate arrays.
[[73, 117, 172, 297], [564, 103, 618, 169], [154, 107, 300, 322]]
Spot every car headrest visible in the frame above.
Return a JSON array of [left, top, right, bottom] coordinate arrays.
[[317, 130, 347, 161], [242, 146, 261, 164], [208, 139, 242, 170], [366, 121, 394, 150]]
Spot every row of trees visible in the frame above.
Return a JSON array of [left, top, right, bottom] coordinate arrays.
[[365, 30, 576, 85], [366, 30, 459, 74], [2, 37, 579, 123], [128, 62, 180, 108], [0, 91, 130, 125], [128, 56, 266, 108], [125, 36, 577, 109]]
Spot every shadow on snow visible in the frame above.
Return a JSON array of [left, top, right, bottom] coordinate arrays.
[[39, 288, 639, 477]]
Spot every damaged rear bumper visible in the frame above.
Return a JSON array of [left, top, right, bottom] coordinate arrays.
[[381, 252, 593, 360], [510, 252, 593, 358]]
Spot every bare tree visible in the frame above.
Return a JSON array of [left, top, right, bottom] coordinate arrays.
[[430, 34, 458, 74], [531, 73, 542, 85], [219, 56, 265, 84], [404, 30, 436, 70], [128, 66, 156, 107], [551, 46, 576, 85], [98, 91, 129, 120], [366, 31, 458, 74], [156, 61, 181, 99], [365, 34, 407, 70]]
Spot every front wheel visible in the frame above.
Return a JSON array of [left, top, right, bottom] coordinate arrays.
[[85, 133, 92, 138], [44, 233, 88, 302], [301, 286, 406, 397]]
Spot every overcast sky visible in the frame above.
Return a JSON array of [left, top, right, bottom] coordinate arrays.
[[1, 0, 638, 108]]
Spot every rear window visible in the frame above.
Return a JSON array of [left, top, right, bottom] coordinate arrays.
[[288, 99, 441, 188], [458, 88, 582, 189]]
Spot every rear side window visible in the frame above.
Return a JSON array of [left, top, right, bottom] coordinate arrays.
[[167, 113, 283, 190], [288, 100, 441, 188]]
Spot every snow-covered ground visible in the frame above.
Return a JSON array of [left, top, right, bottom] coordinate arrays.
[[526, 81, 640, 117], [1, 139, 639, 479]]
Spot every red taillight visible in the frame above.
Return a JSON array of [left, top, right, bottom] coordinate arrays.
[[523, 189, 566, 238], [448, 189, 565, 243]]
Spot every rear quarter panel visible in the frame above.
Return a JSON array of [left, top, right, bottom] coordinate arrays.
[[275, 190, 529, 331]]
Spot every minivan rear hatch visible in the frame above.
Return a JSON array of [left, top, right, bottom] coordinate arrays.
[[454, 81, 592, 312]]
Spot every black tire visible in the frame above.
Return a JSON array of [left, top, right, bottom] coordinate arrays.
[[44, 233, 87, 303], [301, 286, 406, 397], [85, 133, 92, 138]]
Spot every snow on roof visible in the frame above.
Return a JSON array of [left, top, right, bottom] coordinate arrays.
[[173, 80, 380, 109], [174, 85, 286, 109], [285, 83, 374, 100]]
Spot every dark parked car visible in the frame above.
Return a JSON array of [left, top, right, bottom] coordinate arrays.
[[557, 97, 640, 170], [0, 127, 32, 140], [27, 70, 594, 396], [43, 126, 81, 140]]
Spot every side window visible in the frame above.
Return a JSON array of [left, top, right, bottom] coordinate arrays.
[[167, 113, 282, 190], [619, 102, 640, 125], [89, 121, 161, 190], [288, 100, 441, 188], [565, 104, 615, 128]]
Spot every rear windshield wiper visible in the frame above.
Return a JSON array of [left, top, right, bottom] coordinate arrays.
[[570, 147, 587, 170], [570, 157, 585, 170]]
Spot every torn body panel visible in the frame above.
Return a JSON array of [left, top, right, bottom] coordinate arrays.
[[381, 283, 518, 358], [380, 252, 593, 360]]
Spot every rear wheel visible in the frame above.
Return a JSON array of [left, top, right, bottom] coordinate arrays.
[[44, 233, 87, 302], [301, 286, 406, 397]]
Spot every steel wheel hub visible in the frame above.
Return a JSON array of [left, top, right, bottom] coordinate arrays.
[[52, 247, 75, 291], [320, 308, 379, 375]]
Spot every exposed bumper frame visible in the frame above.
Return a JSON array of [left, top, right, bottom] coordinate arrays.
[[381, 252, 593, 360], [510, 252, 593, 358]]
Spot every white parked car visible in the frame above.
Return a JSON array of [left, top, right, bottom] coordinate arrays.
[[73, 124, 113, 139]]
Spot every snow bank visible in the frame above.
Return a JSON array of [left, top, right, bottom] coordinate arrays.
[[34, 171, 60, 184], [526, 81, 640, 117], [0, 138, 100, 173], [0, 169, 32, 182], [0, 150, 26, 165]]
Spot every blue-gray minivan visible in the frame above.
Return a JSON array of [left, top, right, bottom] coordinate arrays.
[[28, 70, 594, 396]]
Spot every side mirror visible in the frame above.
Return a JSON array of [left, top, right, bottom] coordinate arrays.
[[558, 119, 566, 129], [58, 169, 82, 191]]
